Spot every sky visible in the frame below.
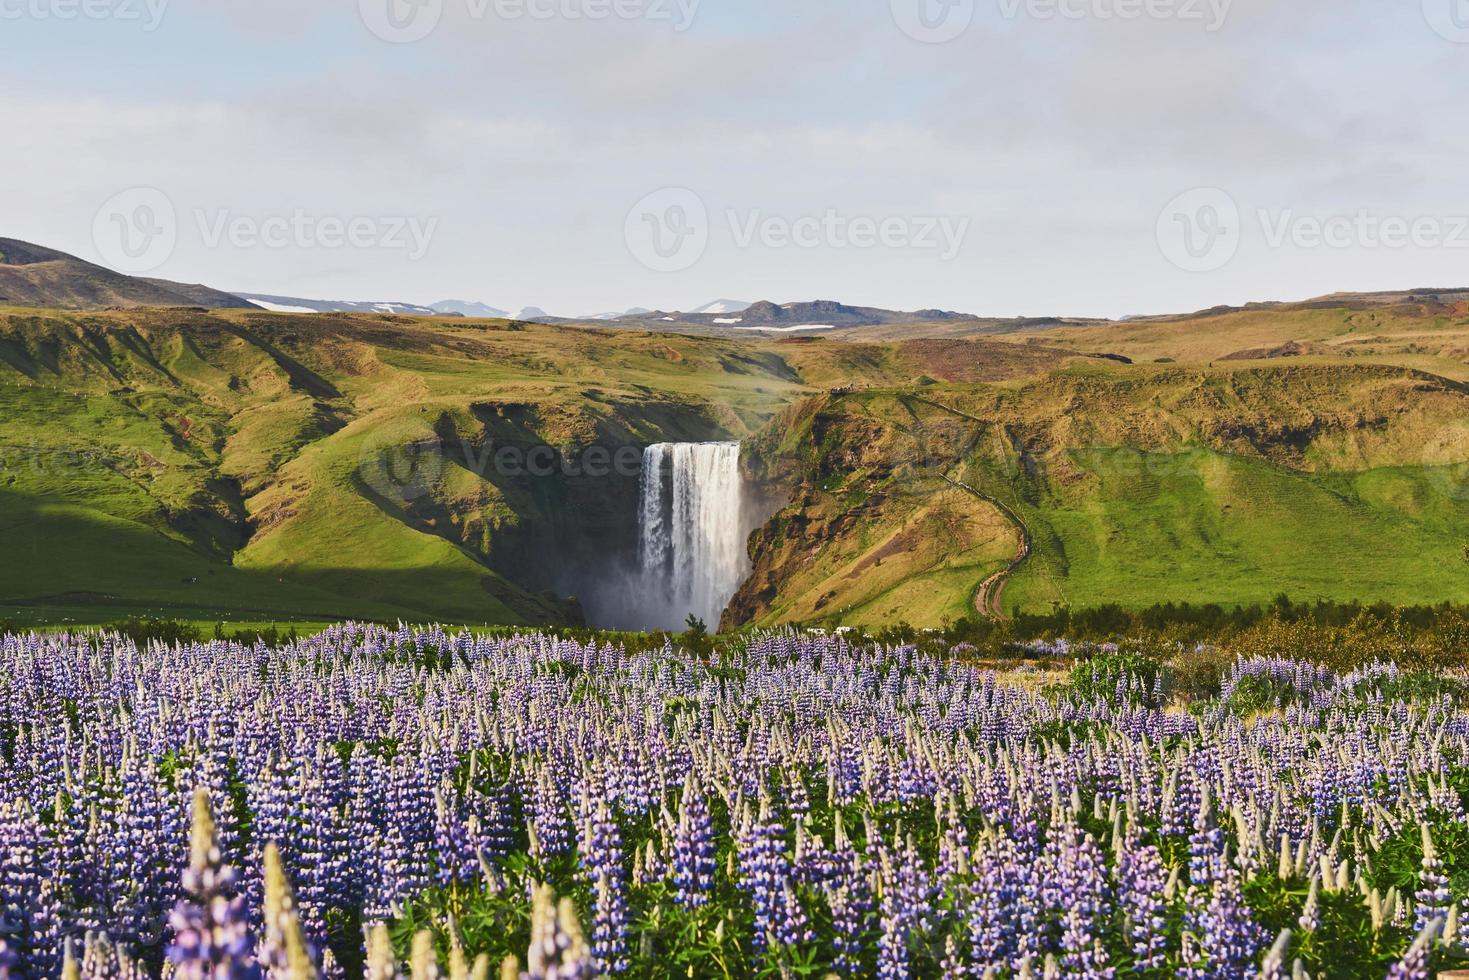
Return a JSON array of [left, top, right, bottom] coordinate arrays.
[[2, 0, 1468, 319]]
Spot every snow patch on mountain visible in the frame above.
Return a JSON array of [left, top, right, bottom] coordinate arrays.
[[692, 299, 751, 315], [251, 299, 320, 314]]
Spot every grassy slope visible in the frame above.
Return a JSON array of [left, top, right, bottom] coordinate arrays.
[[736, 355, 1469, 626], [996, 449, 1469, 614], [4, 300, 1469, 628], [977, 361, 1469, 614], [1025, 305, 1469, 381], [0, 308, 935, 626]]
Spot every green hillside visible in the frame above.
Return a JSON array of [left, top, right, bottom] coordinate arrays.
[[735, 362, 1469, 626], [2, 302, 1469, 628], [998, 450, 1469, 613]]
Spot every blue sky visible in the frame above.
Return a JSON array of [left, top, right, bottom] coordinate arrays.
[[3, 0, 1467, 317]]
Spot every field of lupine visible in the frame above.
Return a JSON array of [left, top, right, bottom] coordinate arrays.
[[0, 626, 1467, 979]]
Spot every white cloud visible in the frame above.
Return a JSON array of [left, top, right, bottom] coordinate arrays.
[[2, 1, 1468, 317]]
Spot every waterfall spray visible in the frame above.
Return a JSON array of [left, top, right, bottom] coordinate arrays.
[[638, 442, 749, 629]]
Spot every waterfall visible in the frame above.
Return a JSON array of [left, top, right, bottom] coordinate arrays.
[[638, 441, 749, 630]]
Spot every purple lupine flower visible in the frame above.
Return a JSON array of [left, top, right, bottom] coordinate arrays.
[[166, 788, 261, 980], [522, 885, 594, 980], [245, 752, 294, 926], [346, 745, 387, 915], [578, 800, 627, 974], [876, 834, 934, 980], [1115, 832, 1168, 970], [821, 816, 872, 978], [968, 831, 1022, 971], [738, 796, 807, 953], [0, 799, 62, 976], [670, 782, 716, 910], [1180, 864, 1265, 980], [1414, 827, 1453, 933], [433, 784, 476, 889], [378, 756, 434, 916], [116, 755, 181, 948], [1386, 919, 1440, 980], [467, 779, 515, 871], [1187, 787, 1226, 889], [529, 766, 573, 860], [1042, 819, 1112, 979], [1257, 929, 1291, 980]]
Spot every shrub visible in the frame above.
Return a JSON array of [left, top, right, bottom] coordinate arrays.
[[1067, 650, 1165, 707], [106, 617, 201, 647]]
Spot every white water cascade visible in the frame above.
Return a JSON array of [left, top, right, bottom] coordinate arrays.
[[637, 442, 750, 630]]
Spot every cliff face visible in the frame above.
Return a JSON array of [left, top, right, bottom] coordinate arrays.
[[0, 307, 802, 627], [725, 365, 1469, 627], [723, 392, 1019, 630], [411, 398, 739, 624]]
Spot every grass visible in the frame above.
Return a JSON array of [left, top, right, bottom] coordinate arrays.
[[742, 482, 1016, 628], [999, 448, 1469, 613], [0, 309, 846, 626], [3, 302, 1469, 629], [749, 365, 1469, 626]]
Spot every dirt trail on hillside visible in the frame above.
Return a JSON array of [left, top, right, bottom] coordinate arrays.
[[909, 394, 1034, 620], [942, 476, 1032, 620]]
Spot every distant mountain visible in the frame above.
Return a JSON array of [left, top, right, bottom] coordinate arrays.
[[0, 238, 257, 310], [139, 278, 260, 310], [430, 300, 509, 318], [602, 299, 983, 333], [585, 306, 654, 321], [236, 294, 442, 317], [690, 299, 751, 315], [516, 306, 552, 320]]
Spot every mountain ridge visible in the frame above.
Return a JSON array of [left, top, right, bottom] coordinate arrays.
[[0, 237, 258, 310]]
